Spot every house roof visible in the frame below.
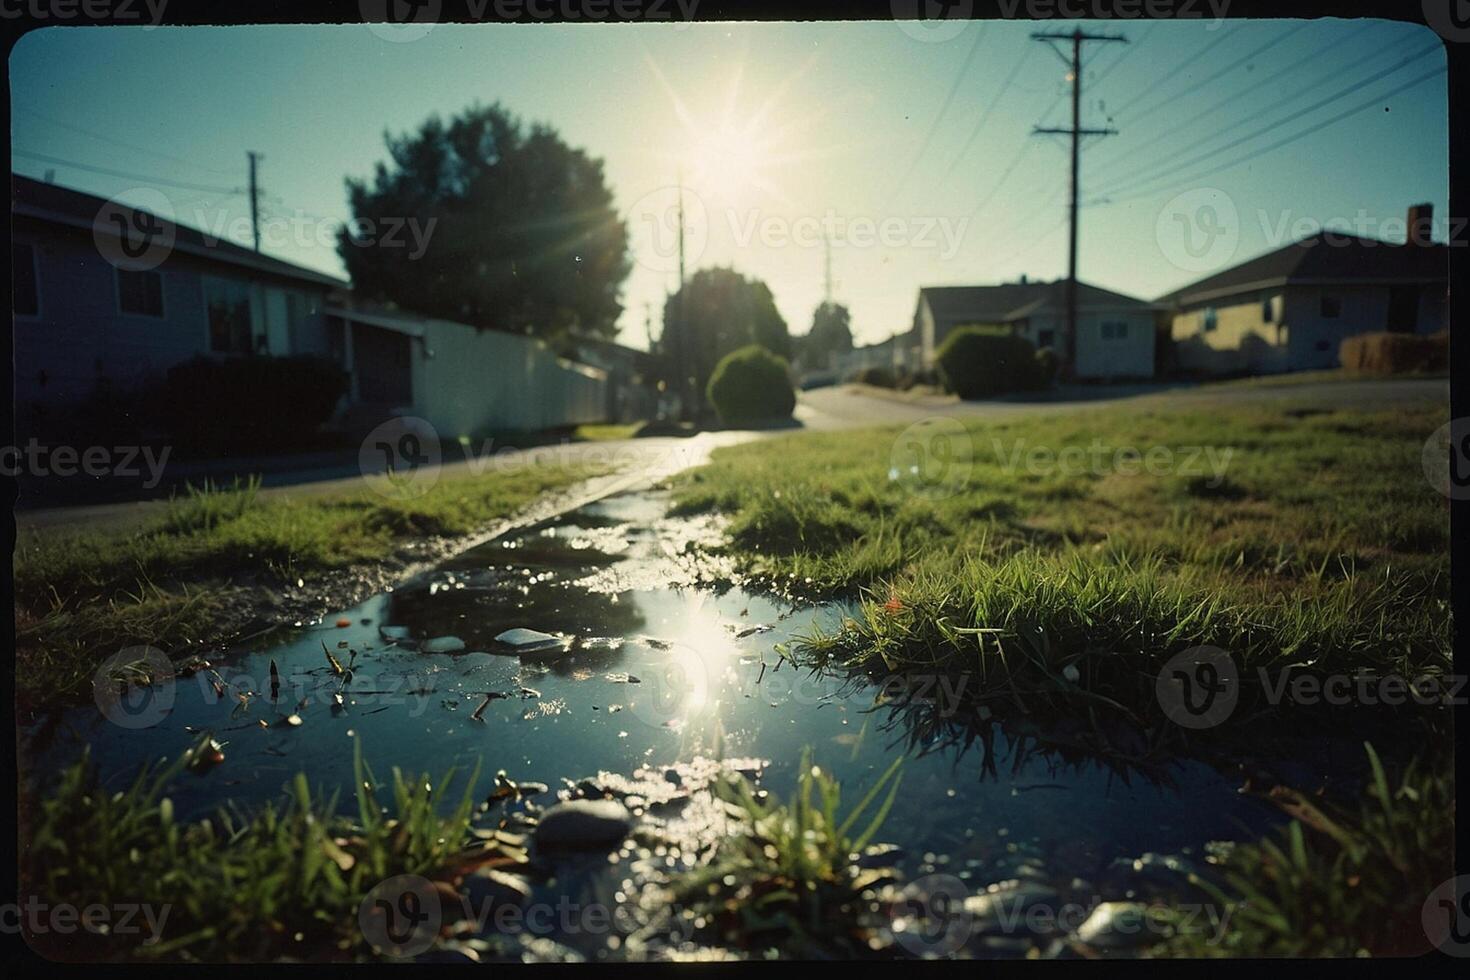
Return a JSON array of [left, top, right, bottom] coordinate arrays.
[[1154, 232, 1449, 307], [12, 172, 350, 290], [918, 279, 1156, 323]]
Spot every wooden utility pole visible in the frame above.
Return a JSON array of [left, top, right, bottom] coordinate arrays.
[[1032, 29, 1124, 379], [247, 151, 263, 252]]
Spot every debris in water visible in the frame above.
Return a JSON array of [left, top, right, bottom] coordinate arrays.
[[735, 624, 774, 638], [494, 628, 567, 657], [472, 693, 495, 721], [322, 641, 345, 676], [335, 617, 352, 628], [423, 636, 468, 654], [184, 733, 226, 773]]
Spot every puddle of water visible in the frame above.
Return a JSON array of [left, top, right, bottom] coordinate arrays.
[[25, 485, 1382, 956]]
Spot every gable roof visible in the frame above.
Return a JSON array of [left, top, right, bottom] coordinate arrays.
[[1154, 232, 1448, 307], [12, 172, 349, 290], [918, 279, 1155, 324]]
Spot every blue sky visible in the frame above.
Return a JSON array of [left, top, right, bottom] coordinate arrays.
[[10, 18, 1449, 348]]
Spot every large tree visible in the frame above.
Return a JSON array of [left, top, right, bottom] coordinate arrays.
[[340, 103, 630, 340], [660, 267, 790, 405], [798, 301, 853, 369]]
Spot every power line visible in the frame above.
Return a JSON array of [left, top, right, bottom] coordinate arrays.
[[1106, 22, 1236, 120], [13, 149, 243, 195], [937, 44, 1038, 189], [1116, 22, 1311, 125], [1090, 21, 1156, 89], [1088, 21, 1385, 180], [1092, 42, 1442, 199], [1091, 66, 1446, 208], [889, 25, 988, 199], [13, 106, 240, 178]]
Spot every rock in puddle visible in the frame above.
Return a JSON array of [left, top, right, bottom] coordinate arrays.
[[1072, 901, 1158, 953], [495, 628, 570, 659], [423, 635, 467, 654], [964, 881, 1063, 938], [534, 799, 633, 850], [463, 868, 533, 912]]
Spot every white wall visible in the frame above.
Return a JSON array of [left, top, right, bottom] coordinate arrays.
[[413, 320, 608, 439]]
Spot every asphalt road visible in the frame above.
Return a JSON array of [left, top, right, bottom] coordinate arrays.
[[14, 377, 1447, 532]]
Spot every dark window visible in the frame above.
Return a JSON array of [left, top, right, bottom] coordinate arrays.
[[1320, 295, 1341, 319], [1203, 308, 1218, 332], [13, 242, 38, 316], [118, 268, 164, 317], [1037, 329, 1055, 350], [205, 278, 254, 353], [1261, 297, 1274, 323]]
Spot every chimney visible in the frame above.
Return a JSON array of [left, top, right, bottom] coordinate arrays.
[[1407, 203, 1434, 247]]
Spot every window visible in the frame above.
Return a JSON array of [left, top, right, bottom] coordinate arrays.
[[1037, 329, 1055, 350], [1101, 321, 1129, 341], [117, 268, 164, 317], [13, 242, 39, 316], [205, 278, 255, 353], [1202, 308, 1218, 333], [1262, 296, 1274, 323], [1320, 295, 1341, 319]]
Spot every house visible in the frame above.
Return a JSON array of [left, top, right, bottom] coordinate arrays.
[[1157, 204, 1449, 376], [12, 173, 345, 434], [831, 332, 914, 380], [912, 277, 1159, 380], [12, 173, 611, 442], [562, 332, 662, 423]]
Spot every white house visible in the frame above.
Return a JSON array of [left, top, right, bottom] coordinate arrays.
[[1157, 204, 1449, 376], [911, 278, 1159, 380]]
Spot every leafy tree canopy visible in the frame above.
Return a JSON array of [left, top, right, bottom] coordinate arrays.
[[661, 267, 790, 399], [798, 301, 854, 369], [340, 103, 630, 341]]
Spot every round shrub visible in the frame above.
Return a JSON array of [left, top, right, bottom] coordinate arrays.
[[165, 355, 349, 453], [706, 344, 796, 426], [935, 329, 1045, 400], [1034, 346, 1059, 385]]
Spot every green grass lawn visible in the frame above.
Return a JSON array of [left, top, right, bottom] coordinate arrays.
[[672, 398, 1451, 738], [16, 460, 607, 708]]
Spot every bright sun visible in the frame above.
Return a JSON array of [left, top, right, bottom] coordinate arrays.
[[687, 124, 769, 203]]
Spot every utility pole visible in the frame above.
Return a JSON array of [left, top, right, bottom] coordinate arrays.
[[247, 151, 263, 252], [675, 170, 692, 420], [823, 232, 833, 306], [1032, 29, 1124, 379]]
